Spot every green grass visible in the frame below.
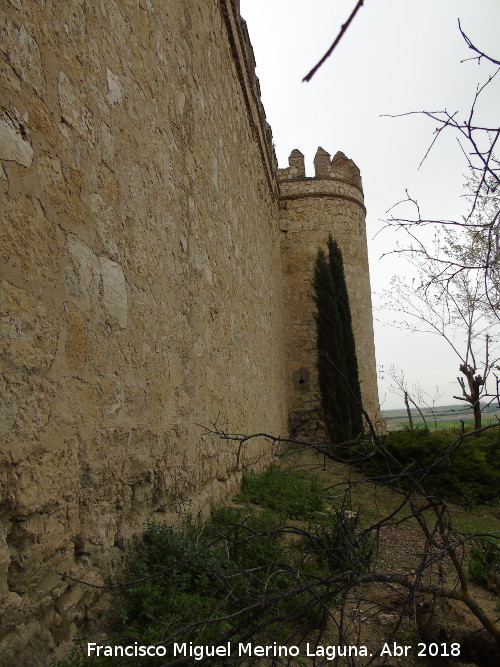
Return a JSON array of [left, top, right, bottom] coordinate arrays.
[[453, 508, 500, 535], [236, 463, 325, 518], [382, 404, 500, 432], [389, 419, 499, 432]]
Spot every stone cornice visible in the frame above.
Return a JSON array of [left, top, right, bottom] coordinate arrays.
[[279, 191, 366, 214], [278, 176, 364, 197], [278, 176, 365, 213]]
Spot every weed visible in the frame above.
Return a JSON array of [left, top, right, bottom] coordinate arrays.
[[308, 509, 373, 575], [468, 538, 500, 589]]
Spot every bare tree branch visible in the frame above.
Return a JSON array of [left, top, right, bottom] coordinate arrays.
[[303, 1, 365, 82]]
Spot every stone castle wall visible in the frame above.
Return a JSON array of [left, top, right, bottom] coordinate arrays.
[[1, 1, 287, 662], [1, 1, 380, 663]]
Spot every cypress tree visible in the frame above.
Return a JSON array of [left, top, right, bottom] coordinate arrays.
[[327, 236, 364, 437], [313, 236, 364, 444]]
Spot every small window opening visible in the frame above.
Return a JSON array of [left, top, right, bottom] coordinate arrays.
[[293, 368, 310, 392]]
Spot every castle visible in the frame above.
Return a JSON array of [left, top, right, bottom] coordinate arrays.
[[0, 0, 380, 662]]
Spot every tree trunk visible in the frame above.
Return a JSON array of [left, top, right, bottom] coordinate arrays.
[[454, 363, 484, 433], [473, 400, 482, 431], [404, 391, 414, 430]]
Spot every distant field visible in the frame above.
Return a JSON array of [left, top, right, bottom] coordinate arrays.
[[381, 403, 500, 431]]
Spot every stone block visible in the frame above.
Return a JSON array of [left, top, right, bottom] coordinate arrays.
[[106, 68, 123, 105], [98, 256, 127, 328], [1, 281, 57, 372], [0, 18, 44, 94], [65, 234, 100, 310], [2, 195, 59, 285], [0, 110, 33, 167], [58, 71, 94, 142]]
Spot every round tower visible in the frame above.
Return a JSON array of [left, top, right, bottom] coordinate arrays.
[[278, 147, 382, 439]]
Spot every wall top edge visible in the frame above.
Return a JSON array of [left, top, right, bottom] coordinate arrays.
[[220, 0, 278, 197]]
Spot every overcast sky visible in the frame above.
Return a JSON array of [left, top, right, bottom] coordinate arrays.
[[240, 0, 500, 410]]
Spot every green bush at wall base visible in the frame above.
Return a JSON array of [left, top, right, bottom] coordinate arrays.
[[357, 427, 500, 506]]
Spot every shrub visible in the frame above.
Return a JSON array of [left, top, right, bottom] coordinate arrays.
[[112, 521, 239, 653], [302, 509, 373, 577], [358, 427, 500, 506], [210, 505, 291, 575], [468, 539, 500, 589]]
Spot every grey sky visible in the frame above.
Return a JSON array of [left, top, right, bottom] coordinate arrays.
[[240, 0, 500, 409]]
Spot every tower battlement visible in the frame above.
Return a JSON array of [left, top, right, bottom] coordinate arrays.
[[277, 147, 362, 191], [278, 147, 365, 215]]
